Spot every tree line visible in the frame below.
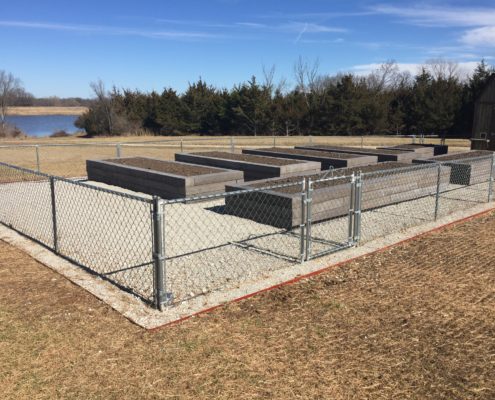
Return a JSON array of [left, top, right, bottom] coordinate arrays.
[[76, 59, 494, 138], [2, 59, 494, 139]]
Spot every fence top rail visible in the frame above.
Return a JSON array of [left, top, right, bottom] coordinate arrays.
[[0, 134, 441, 150], [0, 160, 152, 204], [429, 154, 494, 164], [163, 178, 307, 205]]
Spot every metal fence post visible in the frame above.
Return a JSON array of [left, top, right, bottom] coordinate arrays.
[[353, 173, 363, 244], [35, 145, 40, 172], [488, 154, 495, 202], [299, 178, 306, 263], [152, 196, 167, 310], [230, 136, 235, 153], [273, 136, 276, 147], [49, 176, 58, 253], [180, 140, 184, 153], [305, 178, 313, 260], [116, 143, 122, 158], [434, 163, 442, 220], [348, 173, 356, 245]]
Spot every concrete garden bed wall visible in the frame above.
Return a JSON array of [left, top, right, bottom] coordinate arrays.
[[175, 151, 320, 181], [87, 157, 244, 199], [413, 151, 493, 185], [378, 144, 435, 157], [295, 145, 418, 163], [242, 147, 377, 169], [225, 163, 450, 229], [411, 144, 449, 156]]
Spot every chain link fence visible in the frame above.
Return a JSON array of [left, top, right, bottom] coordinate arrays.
[[0, 161, 155, 303], [0, 151, 493, 310], [0, 134, 457, 178]]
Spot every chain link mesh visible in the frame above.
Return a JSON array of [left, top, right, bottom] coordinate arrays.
[[162, 183, 307, 304], [0, 161, 155, 302], [0, 162, 54, 247], [0, 149, 493, 310]]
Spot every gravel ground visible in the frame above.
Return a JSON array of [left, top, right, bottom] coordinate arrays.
[[0, 174, 492, 307]]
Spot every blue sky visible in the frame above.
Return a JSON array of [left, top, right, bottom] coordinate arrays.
[[2, 0, 494, 97]]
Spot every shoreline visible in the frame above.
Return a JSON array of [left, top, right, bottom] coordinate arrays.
[[7, 106, 88, 116]]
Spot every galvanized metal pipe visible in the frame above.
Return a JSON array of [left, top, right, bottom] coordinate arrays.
[[353, 173, 363, 243], [152, 196, 167, 310], [488, 154, 495, 202], [49, 176, 59, 253], [35, 145, 40, 172], [305, 178, 313, 260], [348, 173, 356, 244], [299, 178, 306, 263], [434, 164, 442, 220]]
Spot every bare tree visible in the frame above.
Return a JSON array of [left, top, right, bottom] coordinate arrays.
[[0, 70, 23, 128], [262, 64, 276, 93], [425, 59, 460, 80], [366, 60, 400, 91], [90, 79, 114, 134]]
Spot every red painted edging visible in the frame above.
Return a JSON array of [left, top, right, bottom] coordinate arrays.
[[150, 206, 495, 332]]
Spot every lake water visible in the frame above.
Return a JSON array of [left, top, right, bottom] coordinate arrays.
[[5, 115, 81, 137]]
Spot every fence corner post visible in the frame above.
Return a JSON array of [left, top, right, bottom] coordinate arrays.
[[488, 154, 495, 202], [434, 163, 442, 220], [353, 173, 363, 244], [299, 178, 306, 263], [348, 173, 356, 245], [49, 176, 58, 253], [305, 178, 313, 260], [152, 196, 168, 310], [35, 145, 40, 172]]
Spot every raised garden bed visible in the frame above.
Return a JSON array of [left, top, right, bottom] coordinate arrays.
[[175, 151, 320, 181], [413, 150, 494, 185], [242, 147, 377, 169], [87, 157, 244, 199], [410, 143, 449, 155], [225, 162, 450, 229], [378, 144, 435, 157], [295, 145, 418, 163]]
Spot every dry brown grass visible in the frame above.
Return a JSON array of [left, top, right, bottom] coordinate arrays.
[[7, 106, 88, 116], [0, 135, 471, 177], [0, 211, 494, 399]]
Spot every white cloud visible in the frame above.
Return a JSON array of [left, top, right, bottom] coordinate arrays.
[[0, 20, 217, 40], [461, 26, 495, 47], [371, 4, 495, 27], [371, 4, 495, 50]]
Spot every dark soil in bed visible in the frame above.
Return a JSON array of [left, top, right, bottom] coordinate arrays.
[[108, 157, 221, 176], [190, 151, 303, 165], [390, 144, 430, 150], [428, 150, 493, 162], [254, 147, 362, 159], [248, 162, 411, 193], [304, 145, 412, 155]]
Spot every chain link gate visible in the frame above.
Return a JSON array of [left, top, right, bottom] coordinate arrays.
[[302, 173, 363, 261]]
